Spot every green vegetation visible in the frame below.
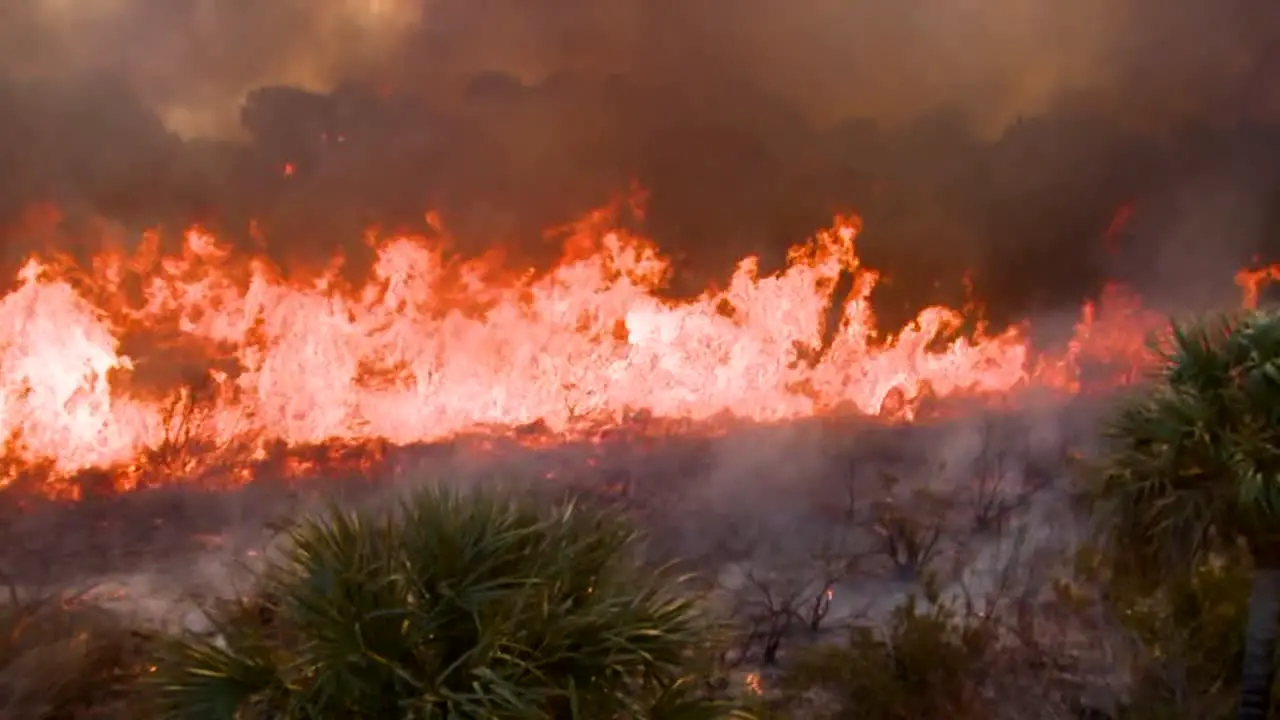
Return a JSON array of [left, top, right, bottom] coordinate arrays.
[[1093, 309, 1280, 719], [149, 488, 742, 719], [1099, 550, 1258, 718]]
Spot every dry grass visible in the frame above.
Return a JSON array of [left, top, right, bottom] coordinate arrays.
[[0, 585, 157, 719]]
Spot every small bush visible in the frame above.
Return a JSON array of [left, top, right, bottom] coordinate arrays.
[[147, 486, 745, 719], [776, 593, 995, 719], [1085, 547, 1280, 720], [1066, 537, 1280, 719]]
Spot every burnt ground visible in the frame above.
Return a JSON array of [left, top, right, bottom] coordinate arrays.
[[0, 393, 1113, 630]]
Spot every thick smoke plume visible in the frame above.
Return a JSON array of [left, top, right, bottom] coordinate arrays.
[[8, 0, 1278, 134], [2, 0, 1280, 325]]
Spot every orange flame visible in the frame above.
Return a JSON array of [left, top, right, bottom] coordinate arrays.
[[0, 201, 1257, 497], [1236, 262, 1280, 310]]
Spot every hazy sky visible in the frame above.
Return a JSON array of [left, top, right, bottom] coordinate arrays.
[[4, 0, 1276, 138]]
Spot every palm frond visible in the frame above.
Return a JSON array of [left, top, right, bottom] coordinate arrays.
[[151, 485, 736, 719], [150, 632, 283, 720], [1097, 310, 1280, 584]]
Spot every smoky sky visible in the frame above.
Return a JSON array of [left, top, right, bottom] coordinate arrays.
[[6, 0, 1278, 135], [2, 0, 1280, 329], [5, 0, 1274, 134]]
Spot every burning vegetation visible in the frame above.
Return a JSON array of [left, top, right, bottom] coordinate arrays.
[[1, 197, 1262, 499]]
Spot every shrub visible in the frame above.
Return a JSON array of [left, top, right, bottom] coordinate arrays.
[[1079, 545, 1280, 720], [1091, 310, 1280, 717], [147, 486, 746, 719], [775, 592, 995, 720]]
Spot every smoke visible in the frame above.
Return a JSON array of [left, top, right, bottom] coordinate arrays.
[[1, 0, 1279, 324], [6, 0, 1276, 135], [0, 0, 421, 138]]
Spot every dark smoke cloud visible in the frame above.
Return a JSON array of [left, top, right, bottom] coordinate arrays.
[[6, 0, 1276, 135], [2, 0, 1280, 328], [0, 0, 421, 137]]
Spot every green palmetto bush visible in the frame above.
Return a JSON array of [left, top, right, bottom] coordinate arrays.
[[1096, 308, 1280, 720], [148, 486, 746, 720]]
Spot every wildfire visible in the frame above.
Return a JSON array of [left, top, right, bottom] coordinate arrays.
[[1236, 262, 1280, 310], [0, 201, 1267, 497]]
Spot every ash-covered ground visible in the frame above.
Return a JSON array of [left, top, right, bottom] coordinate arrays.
[[0, 392, 1114, 653]]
